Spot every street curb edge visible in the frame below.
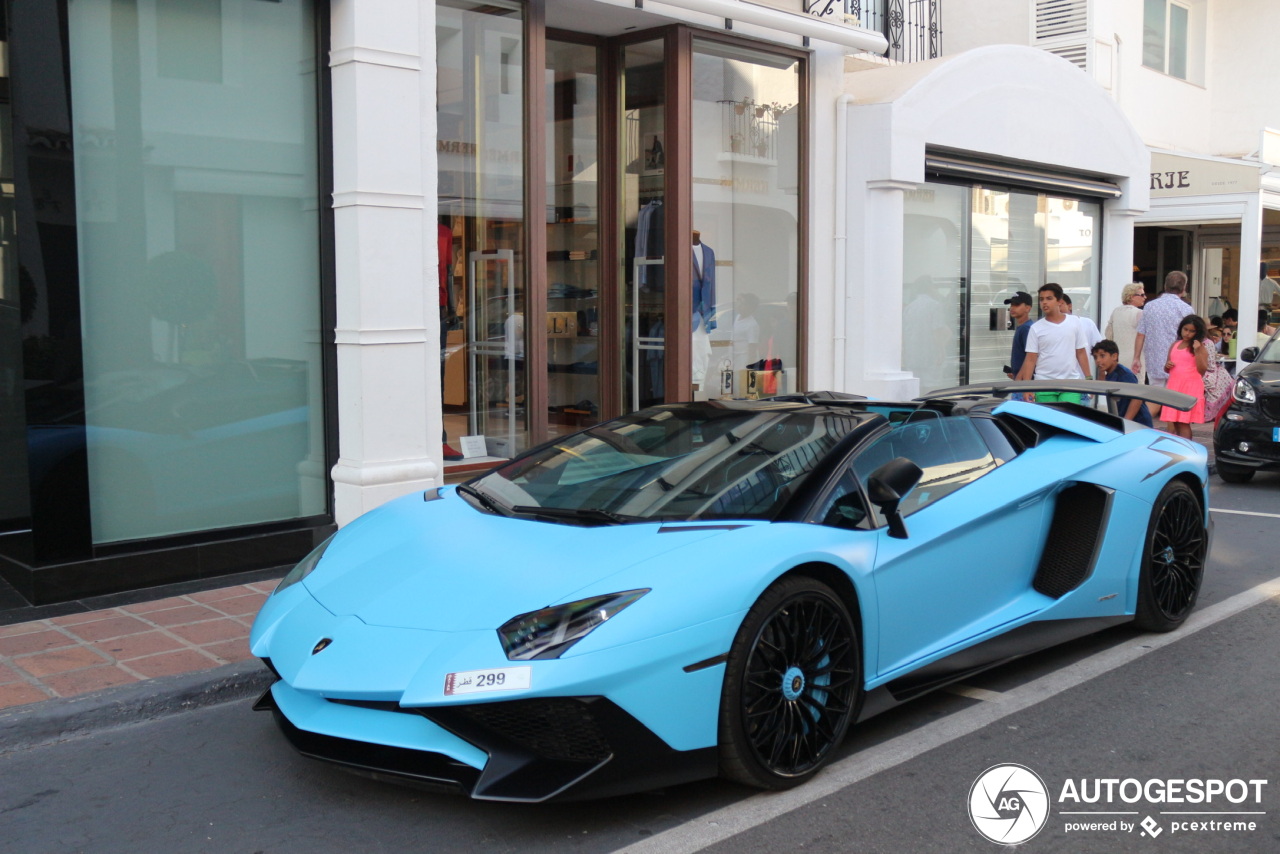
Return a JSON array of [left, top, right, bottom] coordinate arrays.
[[0, 660, 275, 754]]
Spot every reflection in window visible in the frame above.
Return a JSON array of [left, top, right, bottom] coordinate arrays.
[[854, 417, 997, 521], [690, 40, 801, 401], [67, 0, 324, 542], [903, 182, 1101, 388]]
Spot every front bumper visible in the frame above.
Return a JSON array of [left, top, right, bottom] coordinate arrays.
[[255, 677, 717, 801], [1214, 415, 1280, 471]]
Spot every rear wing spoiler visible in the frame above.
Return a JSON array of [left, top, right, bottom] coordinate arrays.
[[918, 380, 1197, 413]]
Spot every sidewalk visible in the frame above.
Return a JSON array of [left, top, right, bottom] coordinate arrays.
[[0, 580, 275, 713], [0, 421, 1222, 745]]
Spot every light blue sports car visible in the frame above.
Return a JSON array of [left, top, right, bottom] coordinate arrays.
[[250, 382, 1210, 802]]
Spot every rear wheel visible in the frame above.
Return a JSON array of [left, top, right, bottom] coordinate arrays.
[[1134, 481, 1207, 632], [719, 576, 861, 789], [1216, 461, 1254, 484]]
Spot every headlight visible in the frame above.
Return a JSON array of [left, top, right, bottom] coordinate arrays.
[[1233, 378, 1256, 404], [498, 589, 649, 660], [274, 534, 335, 595]]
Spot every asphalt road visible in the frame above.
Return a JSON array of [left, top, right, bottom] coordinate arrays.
[[2, 476, 1278, 854]]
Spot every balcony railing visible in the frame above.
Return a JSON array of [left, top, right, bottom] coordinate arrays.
[[848, 0, 942, 63]]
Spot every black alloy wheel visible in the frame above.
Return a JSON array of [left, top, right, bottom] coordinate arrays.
[[719, 576, 861, 789], [1134, 480, 1207, 632]]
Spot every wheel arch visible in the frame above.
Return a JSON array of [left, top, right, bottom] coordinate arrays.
[[777, 561, 865, 658]]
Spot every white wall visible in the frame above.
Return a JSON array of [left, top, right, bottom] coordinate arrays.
[[942, 0, 1029, 56], [1207, 0, 1280, 158]]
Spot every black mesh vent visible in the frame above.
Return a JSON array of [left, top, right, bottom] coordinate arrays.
[[456, 699, 612, 763], [1260, 397, 1280, 421], [1033, 483, 1108, 598]]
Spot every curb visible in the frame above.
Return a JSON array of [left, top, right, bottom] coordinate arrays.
[[0, 659, 274, 754]]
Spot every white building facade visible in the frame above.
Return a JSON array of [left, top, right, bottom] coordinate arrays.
[[946, 0, 1280, 349], [2, 0, 1160, 601]]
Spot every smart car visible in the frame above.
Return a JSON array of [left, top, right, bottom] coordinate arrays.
[[1214, 328, 1280, 483], [250, 380, 1209, 802]]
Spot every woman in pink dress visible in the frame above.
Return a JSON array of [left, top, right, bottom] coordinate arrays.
[[1160, 314, 1209, 438]]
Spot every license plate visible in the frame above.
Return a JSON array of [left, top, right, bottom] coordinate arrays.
[[1274, 427, 1279, 443], [444, 666, 531, 696]]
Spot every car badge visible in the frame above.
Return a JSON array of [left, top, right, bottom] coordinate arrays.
[[312, 638, 333, 655]]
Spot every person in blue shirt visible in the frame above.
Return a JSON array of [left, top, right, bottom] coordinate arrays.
[[1091, 339, 1153, 427], [1005, 290, 1034, 378]]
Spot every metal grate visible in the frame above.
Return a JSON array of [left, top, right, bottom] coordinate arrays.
[[1033, 483, 1107, 598], [458, 699, 612, 763], [1036, 0, 1088, 40]]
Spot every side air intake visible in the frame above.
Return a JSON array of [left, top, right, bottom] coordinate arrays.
[[1033, 483, 1111, 598]]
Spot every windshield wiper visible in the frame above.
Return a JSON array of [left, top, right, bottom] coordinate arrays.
[[509, 505, 641, 525], [456, 483, 510, 516]]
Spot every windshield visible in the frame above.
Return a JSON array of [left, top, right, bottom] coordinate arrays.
[[467, 405, 864, 523], [1256, 332, 1280, 362]]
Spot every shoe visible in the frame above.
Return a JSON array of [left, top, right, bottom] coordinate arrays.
[[443, 443, 464, 461]]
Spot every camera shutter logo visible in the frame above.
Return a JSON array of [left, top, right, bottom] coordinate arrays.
[[969, 764, 1051, 845]]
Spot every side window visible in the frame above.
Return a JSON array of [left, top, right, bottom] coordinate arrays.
[[973, 416, 1019, 464], [853, 416, 998, 521], [813, 470, 872, 530]]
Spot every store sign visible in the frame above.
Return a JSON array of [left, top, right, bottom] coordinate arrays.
[[1149, 152, 1261, 198]]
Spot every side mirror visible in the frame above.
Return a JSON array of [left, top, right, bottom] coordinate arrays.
[[1240, 346, 1259, 363], [866, 457, 923, 540]]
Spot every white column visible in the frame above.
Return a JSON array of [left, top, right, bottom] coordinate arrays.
[[849, 179, 919, 399], [1237, 193, 1264, 351], [329, 0, 442, 526], [1101, 202, 1141, 320]]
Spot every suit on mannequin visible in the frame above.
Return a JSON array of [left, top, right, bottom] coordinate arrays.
[[691, 230, 716, 390], [692, 231, 716, 334]]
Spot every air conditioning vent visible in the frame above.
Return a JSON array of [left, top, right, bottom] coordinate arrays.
[[1036, 0, 1088, 40], [1044, 40, 1089, 72]]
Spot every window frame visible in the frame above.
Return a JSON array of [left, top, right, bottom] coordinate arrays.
[[1143, 0, 1193, 81]]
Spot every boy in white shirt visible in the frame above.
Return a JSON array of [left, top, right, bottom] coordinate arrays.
[[1015, 283, 1090, 403]]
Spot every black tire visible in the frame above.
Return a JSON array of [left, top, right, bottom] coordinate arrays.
[[1216, 461, 1254, 484], [718, 576, 861, 789], [1134, 480, 1207, 632]]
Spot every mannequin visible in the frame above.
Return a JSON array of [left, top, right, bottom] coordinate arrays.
[[691, 229, 716, 392]]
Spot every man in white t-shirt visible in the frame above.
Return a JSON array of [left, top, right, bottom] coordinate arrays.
[[1062, 293, 1103, 378], [1015, 283, 1090, 403]]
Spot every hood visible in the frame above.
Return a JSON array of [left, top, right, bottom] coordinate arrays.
[[304, 489, 735, 631], [1239, 359, 1280, 392]]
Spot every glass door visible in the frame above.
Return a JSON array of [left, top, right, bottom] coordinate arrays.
[[438, 0, 528, 458], [544, 39, 601, 439], [620, 39, 667, 411]]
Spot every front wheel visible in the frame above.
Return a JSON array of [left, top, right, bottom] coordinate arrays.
[[1216, 460, 1254, 484], [718, 576, 861, 789], [1134, 480, 1207, 632]]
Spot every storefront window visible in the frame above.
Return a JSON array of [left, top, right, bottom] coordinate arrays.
[[438, 0, 527, 458], [620, 39, 667, 411], [903, 183, 968, 396], [0, 13, 25, 533], [545, 40, 600, 438], [904, 181, 1102, 389], [690, 39, 801, 400], [67, 0, 324, 543], [968, 189, 1041, 383]]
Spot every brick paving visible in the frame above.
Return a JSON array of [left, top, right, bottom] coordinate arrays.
[[0, 580, 276, 712]]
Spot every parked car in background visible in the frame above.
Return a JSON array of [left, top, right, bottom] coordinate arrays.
[[1214, 328, 1280, 483]]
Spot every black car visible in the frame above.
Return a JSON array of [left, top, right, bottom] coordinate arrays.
[[1214, 329, 1280, 483]]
